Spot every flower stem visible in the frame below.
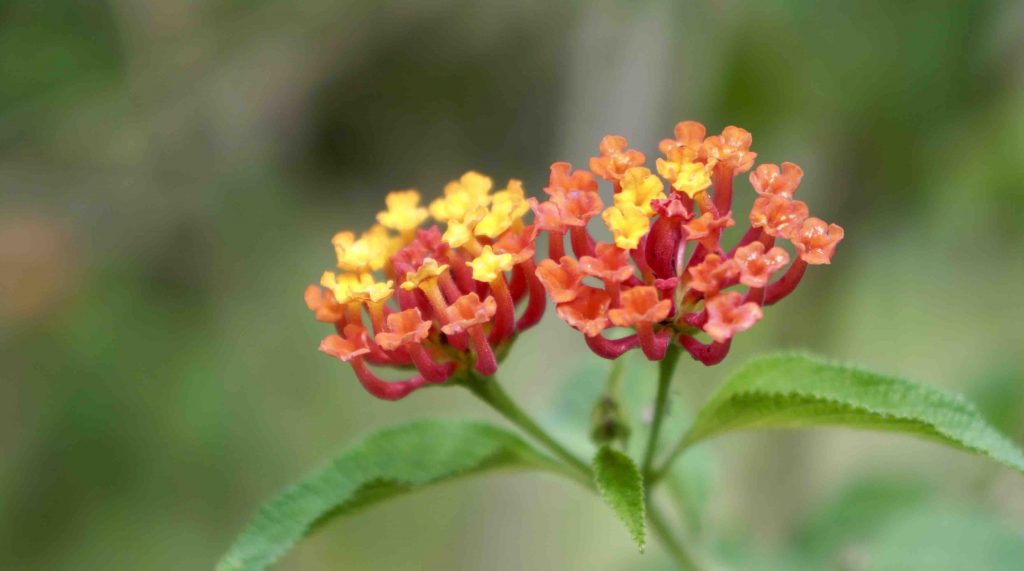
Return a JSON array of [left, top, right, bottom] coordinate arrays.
[[460, 373, 593, 486], [641, 344, 683, 478], [648, 502, 702, 571]]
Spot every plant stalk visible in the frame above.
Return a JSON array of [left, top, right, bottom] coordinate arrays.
[[641, 344, 683, 478], [460, 373, 593, 485]]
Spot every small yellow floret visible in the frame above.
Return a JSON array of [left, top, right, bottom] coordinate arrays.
[[349, 278, 395, 304], [401, 258, 450, 290], [332, 225, 394, 272], [656, 154, 715, 198], [442, 219, 475, 248], [475, 179, 530, 238], [429, 171, 493, 223], [602, 204, 650, 250], [377, 190, 428, 233], [468, 246, 514, 283], [321, 271, 373, 304], [615, 167, 666, 216]]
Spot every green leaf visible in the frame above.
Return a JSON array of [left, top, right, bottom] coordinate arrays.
[[682, 353, 1024, 473], [592, 446, 646, 551], [217, 420, 561, 571]]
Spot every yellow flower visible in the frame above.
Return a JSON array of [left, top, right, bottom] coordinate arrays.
[[321, 271, 373, 304], [333, 226, 392, 272], [350, 278, 395, 304], [615, 167, 666, 216], [656, 148, 715, 198], [602, 203, 650, 249], [376, 190, 428, 233], [468, 245, 514, 282], [429, 171, 493, 223], [475, 179, 530, 238], [401, 258, 451, 290], [442, 219, 474, 248]]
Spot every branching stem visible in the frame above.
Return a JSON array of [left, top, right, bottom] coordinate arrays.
[[460, 373, 593, 487]]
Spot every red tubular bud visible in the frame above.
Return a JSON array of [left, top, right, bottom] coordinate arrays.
[[488, 275, 516, 344], [712, 163, 734, 213], [548, 231, 566, 260], [516, 260, 547, 331], [682, 310, 708, 328], [468, 326, 498, 375], [646, 215, 683, 279], [405, 344, 455, 383], [765, 258, 807, 305], [635, 323, 672, 361], [509, 263, 528, 302], [679, 335, 732, 366], [350, 358, 428, 401], [585, 333, 640, 360], [569, 226, 596, 258]]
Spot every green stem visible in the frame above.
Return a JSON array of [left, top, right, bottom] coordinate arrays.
[[641, 344, 683, 478], [460, 373, 593, 485], [648, 501, 702, 571]]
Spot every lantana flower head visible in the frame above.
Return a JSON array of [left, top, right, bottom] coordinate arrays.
[[305, 174, 547, 400], [534, 120, 844, 365]]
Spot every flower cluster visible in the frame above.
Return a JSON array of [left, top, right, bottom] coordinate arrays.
[[533, 121, 844, 365], [305, 172, 546, 400]]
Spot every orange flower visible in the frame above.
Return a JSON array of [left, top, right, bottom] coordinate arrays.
[[733, 242, 790, 288], [441, 293, 500, 376], [319, 324, 372, 362], [609, 286, 672, 328], [687, 254, 740, 296], [684, 211, 736, 250], [703, 292, 763, 343], [535, 257, 584, 303], [492, 224, 538, 264], [704, 126, 757, 173], [658, 120, 706, 157], [545, 161, 599, 196], [375, 309, 433, 351], [529, 198, 564, 233], [442, 293, 498, 334], [579, 243, 634, 284], [749, 162, 803, 198], [530, 120, 844, 366], [307, 168, 545, 399], [750, 195, 809, 238], [304, 284, 347, 323], [552, 188, 605, 227], [556, 286, 612, 338], [791, 217, 844, 265], [589, 135, 646, 182]]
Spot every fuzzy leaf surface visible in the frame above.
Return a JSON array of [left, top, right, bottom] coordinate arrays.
[[218, 420, 560, 571], [683, 353, 1024, 473], [593, 445, 646, 551]]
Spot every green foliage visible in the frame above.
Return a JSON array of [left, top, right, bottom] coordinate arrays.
[[592, 446, 646, 552], [682, 353, 1024, 474], [217, 420, 560, 571]]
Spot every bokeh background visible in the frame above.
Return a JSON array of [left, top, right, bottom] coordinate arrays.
[[3, 1, 1024, 570]]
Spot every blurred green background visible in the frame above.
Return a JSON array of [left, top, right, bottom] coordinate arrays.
[[2, 1, 1024, 570]]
